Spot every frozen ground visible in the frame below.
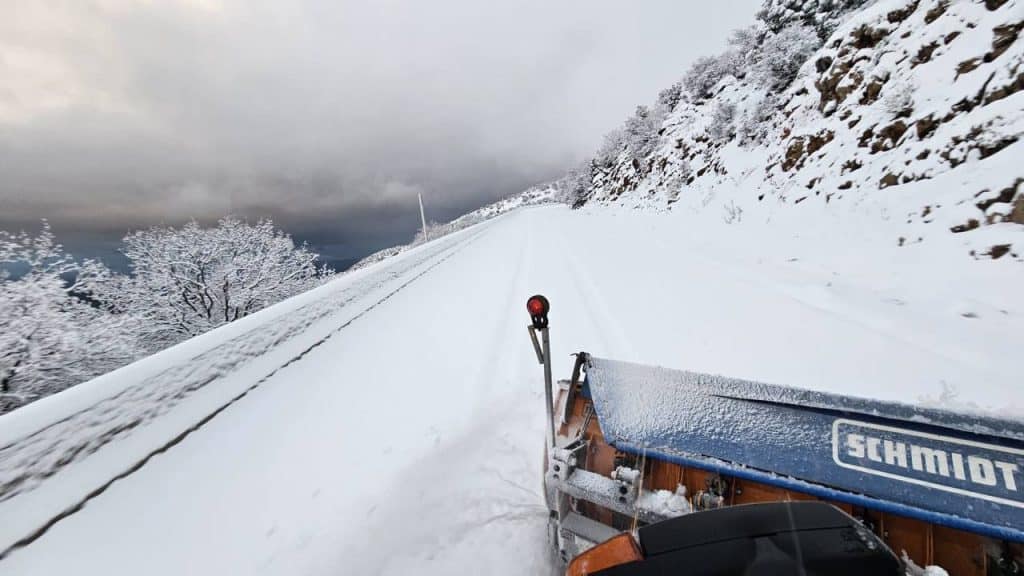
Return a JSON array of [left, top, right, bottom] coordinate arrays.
[[0, 203, 1021, 574]]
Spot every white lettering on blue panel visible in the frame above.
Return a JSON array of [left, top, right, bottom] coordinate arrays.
[[832, 418, 1024, 508]]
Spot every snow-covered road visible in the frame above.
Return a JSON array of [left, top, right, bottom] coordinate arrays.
[[1, 204, 1021, 574]]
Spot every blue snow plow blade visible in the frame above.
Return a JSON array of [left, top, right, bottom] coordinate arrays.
[[583, 356, 1024, 542]]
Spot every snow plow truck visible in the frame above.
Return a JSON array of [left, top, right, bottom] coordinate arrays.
[[525, 295, 1023, 576]]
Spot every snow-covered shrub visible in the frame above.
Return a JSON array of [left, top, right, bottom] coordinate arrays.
[[709, 101, 738, 142], [723, 200, 744, 224], [683, 52, 741, 100], [0, 223, 137, 413], [882, 79, 915, 117], [737, 93, 781, 145], [624, 105, 663, 164], [758, 0, 870, 39], [594, 128, 626, 170], [412, 220, 442, 244], [728, 25, 766, 69], [93, 217, 331, 353], [656, 82, 684, 113], [569, 164, 596, 208], [662, 163, 692, 202], [752, 24, 822, 91]]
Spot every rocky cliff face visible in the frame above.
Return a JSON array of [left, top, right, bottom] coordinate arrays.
[[573, 0, 1022, 260]]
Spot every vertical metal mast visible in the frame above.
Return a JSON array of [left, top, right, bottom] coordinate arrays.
[[418, 193, 428, 240], [527, 295, 555, 448], [541, 325, 555, 447]]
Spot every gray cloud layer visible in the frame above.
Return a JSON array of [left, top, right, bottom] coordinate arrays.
[[1, 0, 759, 256]]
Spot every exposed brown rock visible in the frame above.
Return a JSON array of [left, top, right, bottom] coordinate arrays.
[[948, 97, 975, 118], [913, 42, 939, 65], [956, 57, 982, 76], [861, 78, 886, 104], [879, 172, 901, 188], [925, 1, 949, 24], [888, 1, 919, 23], [838, 71, 865, 104], [871, 121, 909, 152], [979, 136, 1018, 160], [852, 25, 890, 49], [816, 60, 851, 110], [977, 179, 1021, 211], [986, 21, 1023, 62], [950, 218, 980, 233], [839, 180, 853, 189], [916, 115, 939, 139], [858, 126, 876, 148], [842, 159, 863, 173], [782, 138, 805, 172], [985, 0, 1009, 9], [806, 130, 835, 156], [917, 149, 931, 160], [1011, 195, 1024, 224], [984, 72, 1024, 104], [944, 31, 961, 44], [987, 244, 1011, 259]]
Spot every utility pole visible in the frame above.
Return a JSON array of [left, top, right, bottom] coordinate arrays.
[[418, 193, 428, 240]]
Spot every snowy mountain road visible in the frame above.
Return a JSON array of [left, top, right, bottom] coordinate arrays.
[[1, 205, 1020, 575]]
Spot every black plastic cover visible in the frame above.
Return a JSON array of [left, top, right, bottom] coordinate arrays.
[[595, 502, 902, 576]]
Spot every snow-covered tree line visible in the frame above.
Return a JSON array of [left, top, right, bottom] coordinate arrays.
[[569, 0, 855, 207], [1, 217, 331, 413]]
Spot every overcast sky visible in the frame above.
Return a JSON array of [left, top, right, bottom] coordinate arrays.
[[1, 0, 760, 260]]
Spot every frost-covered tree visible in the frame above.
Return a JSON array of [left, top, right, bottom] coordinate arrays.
[[92, 217, 331, 353], [728, 25, 766, 61], [569, 163, 596, 209], [683, 52, 741, 100], [623, 105, 663, 164], [594, 128, 626, 170], [752, 24, 822, 91], [709, 102, 738, 142], [656, 82, 684, 113], [0, 223, 137, 413], [737, 93, 782, 145]]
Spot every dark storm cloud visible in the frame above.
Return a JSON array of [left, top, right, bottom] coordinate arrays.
[[1, 0, 760, 257]]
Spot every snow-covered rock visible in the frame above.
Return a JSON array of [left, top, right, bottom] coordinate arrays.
[[576, 0, 1023, 260]]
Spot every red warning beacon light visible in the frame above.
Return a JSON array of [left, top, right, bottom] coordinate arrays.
[[527, 294, 549, 329]]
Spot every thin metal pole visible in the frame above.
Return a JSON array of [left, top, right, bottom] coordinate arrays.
[[541, 327, 555, 448], [418, 193, 428, 240]]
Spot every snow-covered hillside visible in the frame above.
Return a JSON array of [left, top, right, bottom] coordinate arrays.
[[575, 0, 1023, 260]]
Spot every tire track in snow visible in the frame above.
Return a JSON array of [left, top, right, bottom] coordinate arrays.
[[550, 223, 637, 361], [642, 224, 994, 377], [0, 224, 493, 562]]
